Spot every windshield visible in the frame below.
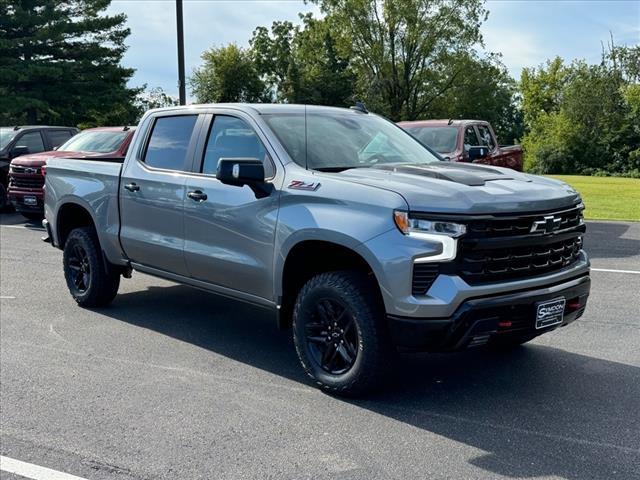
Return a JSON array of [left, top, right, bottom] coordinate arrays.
[[0, 128, 16, 150], [404, 126, 458, 154], [263, 111, 441, 170], [59, 130, 128, 154]]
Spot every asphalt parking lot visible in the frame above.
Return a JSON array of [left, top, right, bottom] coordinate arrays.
[[1, 212, 639, 480]]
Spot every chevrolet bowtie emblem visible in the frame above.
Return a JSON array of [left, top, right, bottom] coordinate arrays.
[[531, 215, 562, 234]]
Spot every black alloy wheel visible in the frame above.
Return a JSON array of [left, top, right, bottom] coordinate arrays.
[[67, 243, 91, 294], [305, 298, 359, 375]]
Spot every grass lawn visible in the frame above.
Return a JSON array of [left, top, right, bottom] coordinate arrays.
[[548, 175, 640, 222]]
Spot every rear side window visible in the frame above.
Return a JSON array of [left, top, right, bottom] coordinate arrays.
[[48, 130, 75, 149], [15, 131, 45, 153], [202, 115, 272, 176], [144, 115, 198, 171]]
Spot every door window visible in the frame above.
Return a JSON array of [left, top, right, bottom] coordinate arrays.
[[202, 116, 272, 177], [47, 130, 75, 149], [15, 131, 45, 154], [463, 127, 479, 152], [144, 115, 198, 171], [477, 125, 496, 150]]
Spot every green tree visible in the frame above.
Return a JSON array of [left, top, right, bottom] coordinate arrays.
[[190, 44, 267, 103], [520, 44, 640, 176], [0, 0, 139, 126], [135, 86, 179, 112], [428, 52, 523, 143], [311, 0, 488, 120], [250, 16, 355, 106]]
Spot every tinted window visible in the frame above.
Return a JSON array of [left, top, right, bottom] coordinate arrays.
[[15, 131, 45, 154], [144, 115, 197, 171], [60, 130, 128, 154], [406, 126, 458, 154], [264, 112, 440, 170], [463, 127, 479, 151], [202, 116, 271, 176], [477, 125, 496, 150], [48, 130, 75, 149]]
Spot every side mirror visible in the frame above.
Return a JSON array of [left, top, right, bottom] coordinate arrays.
[[216, 158, 265, 187], [10, 145, 30, 158], [468, 146, 489, 162]]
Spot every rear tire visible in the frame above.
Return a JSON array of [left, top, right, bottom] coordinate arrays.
[[292, 271, 392, 396], [63, 227, 120, 307]]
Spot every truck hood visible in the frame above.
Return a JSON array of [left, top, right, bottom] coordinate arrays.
[[11, 150, 119, 167], [336, 162, 581, 214]]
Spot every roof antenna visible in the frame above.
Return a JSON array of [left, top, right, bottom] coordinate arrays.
[[447, 119, 453, 125], [350, 101, 369, 114], [123, 125, 130, 131]]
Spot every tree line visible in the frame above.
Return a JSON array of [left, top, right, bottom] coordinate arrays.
[[1, 0, 638, 176]]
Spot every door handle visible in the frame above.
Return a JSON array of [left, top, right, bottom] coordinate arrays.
[[124, 182, 140, 192], [187, 190, 207, 202]]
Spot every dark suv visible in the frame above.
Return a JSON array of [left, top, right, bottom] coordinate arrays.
[[0, 126, 78, 211]]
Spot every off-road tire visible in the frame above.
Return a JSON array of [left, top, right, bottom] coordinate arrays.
[[63, 227, 120, 307], [292, 270, 392, 396]]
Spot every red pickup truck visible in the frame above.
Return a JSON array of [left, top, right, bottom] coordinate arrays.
[[8, 126, 135, 219], [398, 119, 523, 171]]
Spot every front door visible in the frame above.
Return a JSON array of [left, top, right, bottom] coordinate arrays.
[[183, 113, 280, 301], [119, 113, 202, 276]]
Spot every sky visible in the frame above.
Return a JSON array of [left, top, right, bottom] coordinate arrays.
[[106, 0, 640, 99]]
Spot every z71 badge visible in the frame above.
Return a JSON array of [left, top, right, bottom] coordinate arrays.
[[288, 180, 321, 191]]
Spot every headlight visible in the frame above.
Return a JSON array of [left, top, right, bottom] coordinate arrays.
[[394, 211, 465, 263], [393, 211, 466, 238]]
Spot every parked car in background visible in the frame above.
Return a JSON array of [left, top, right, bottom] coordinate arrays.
[[398, 120, 523, 171], [0, 125, 78, 211], [8, 126, 135, 219], [44, 104, 589, 395]]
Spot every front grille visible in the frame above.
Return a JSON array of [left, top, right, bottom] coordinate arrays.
[[464, 205, 583, 238], [412, 264, 440, 295], [424, 204, 586, 285], [459, 235, 583, 284], [11, 176, 44, 189]]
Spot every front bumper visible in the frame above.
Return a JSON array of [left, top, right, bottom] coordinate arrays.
[[8, 188, 44, 212], [388, 273, 590, 351]]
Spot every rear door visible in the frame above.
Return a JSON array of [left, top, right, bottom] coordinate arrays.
[[182, 111, 280, 302], [119, 113, 203, 275]]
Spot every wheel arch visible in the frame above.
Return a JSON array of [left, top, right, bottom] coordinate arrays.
[[277, 238, 385, 329]]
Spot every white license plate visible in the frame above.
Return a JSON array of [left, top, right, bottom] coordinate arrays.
[[535, 297, 566, 329], [23, 196, 37, 206]]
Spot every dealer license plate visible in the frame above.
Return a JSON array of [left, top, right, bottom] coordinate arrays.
[[24, 196, 37, 206], [535, 297, 566, 329]]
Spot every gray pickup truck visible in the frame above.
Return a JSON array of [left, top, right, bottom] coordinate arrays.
[[44, 104, 590, 395]]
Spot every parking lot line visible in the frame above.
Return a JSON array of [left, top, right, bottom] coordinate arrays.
[[591, 268, 640, 275], [0, 296, 16, 299], [0, 456, 88, 480]]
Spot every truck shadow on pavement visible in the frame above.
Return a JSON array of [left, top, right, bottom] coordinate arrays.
[[584, 221, 640, 260], [107, 284, 640, 480]]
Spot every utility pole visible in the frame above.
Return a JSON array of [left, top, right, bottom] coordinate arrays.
[[176, 0, 186, 105]]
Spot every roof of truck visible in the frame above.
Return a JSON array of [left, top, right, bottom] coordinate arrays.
[[148, 103, 370, 116], [398, 119, 489, 128]]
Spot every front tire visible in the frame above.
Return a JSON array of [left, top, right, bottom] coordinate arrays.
[[63, 227, 120, 307], [292, 271, 392, 396]]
